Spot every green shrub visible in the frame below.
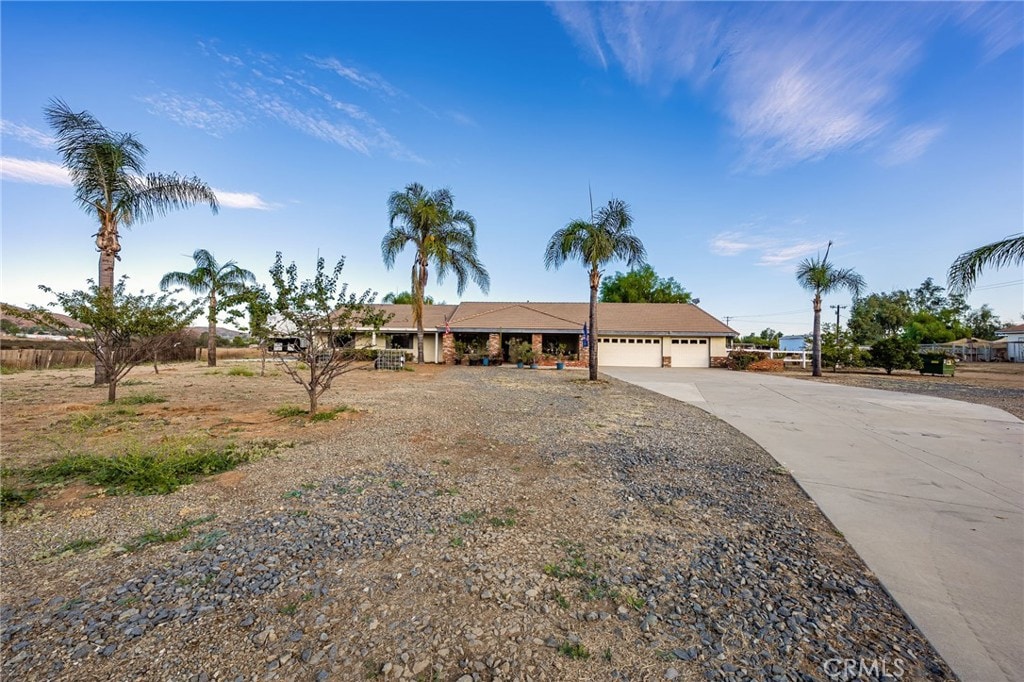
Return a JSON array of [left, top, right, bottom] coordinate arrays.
[[227, 366, 255, 377], [271, 405, 307, 418], [726, 350, 762, 370], [869, 337, 922, 375], [28, 439, 281, 496], [113, 393, 167, 405]]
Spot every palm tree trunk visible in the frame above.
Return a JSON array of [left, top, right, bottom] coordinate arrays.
[[812, 294, 823, 377], [414, 260, 427, 364], [207, 292, 217, 367], [94, 247, 117, 385], [589, 269, 600, 381]]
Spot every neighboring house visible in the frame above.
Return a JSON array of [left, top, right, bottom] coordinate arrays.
[[354, 302, 737, 368], [779, 335, 808, 352], [995, 324, 1024, 362]]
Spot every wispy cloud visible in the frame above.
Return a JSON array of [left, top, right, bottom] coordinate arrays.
[[552, 3, 1011, 171], [1, 121, 55, 149], [307, 56, 401, 98], [879, 123, 945, 166], [710, 227, 829, 269], [1, 156, 272, 208], [0, 157, 70, 186], [153, 44, 425, 163], [549, 3, 607, 70], [955, 2, 1024, 61], [139, 93, 247, 137], [448, 111, 478, 128], [212, 188, 275, 210]]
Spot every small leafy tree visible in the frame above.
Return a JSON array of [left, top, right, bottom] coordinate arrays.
[[820, 323, 867, 372], [267, 253, 390, 416], [5, 278, 200, 401], [382, 291, 434, 305], [869, 336, 922, 375], [224, 285, 274, 376]]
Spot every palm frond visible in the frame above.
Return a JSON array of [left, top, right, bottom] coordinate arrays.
[[948, 233, 1024, 294]]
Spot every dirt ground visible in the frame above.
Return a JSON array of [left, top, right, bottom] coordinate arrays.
[[0, 359, 430, 472], [0, 359, 960, 680], [782, 361, 1024, 420]]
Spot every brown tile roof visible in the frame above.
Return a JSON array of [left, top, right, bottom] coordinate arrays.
[[997, 324, 1024, 334], [368, 304, 458, 330], [366, 301, 736, 336]]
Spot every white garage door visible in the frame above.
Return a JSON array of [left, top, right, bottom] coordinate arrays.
[[597, 337, 663, 367], [668, 338, 709, 368]]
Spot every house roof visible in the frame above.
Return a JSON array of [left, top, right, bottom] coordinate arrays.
[[996, 323, 1024, 335], [364, 302, 737, 336], [368, 304, 458, 330]]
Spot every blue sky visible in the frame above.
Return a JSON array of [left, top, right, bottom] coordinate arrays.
[[2, 1, 1021, 336]]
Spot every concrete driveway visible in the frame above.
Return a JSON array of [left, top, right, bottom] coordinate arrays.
[[602, 367, 1023, 682]]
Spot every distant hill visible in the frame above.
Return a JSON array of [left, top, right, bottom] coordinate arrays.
[[187, 326, 246, 339], [1, 303, 88, 331]]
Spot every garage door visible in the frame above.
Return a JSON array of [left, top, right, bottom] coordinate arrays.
[[668, 338, 709, 368], [597, 337, 662, 367]]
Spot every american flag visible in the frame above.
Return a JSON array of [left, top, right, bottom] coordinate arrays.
[[444, 318, 451, 334], [582, 323, 589, 348]]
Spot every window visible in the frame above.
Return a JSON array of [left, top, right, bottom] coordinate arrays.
[[699, 339, 707, 344]]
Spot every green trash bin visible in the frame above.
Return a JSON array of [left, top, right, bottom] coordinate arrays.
[[920, 357, 955, 376]]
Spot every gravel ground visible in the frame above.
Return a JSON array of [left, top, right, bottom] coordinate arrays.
[[785, 368, 1024, 421], [1, 367, 955, 681]]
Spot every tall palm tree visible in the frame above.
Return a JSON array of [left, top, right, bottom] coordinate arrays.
[[160, 249, 256, 367], [947, 233, 1024, 294], [381, 183, 489, 363], [544, 198, 646, 381], [795, 241, 865, 377], [45, 99, 219, 382]]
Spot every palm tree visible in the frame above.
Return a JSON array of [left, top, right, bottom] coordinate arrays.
[[795, 242, 865, 377], [947, 233, 1024, 294], [381, 183, 489, 363], [45, 98, 219, 382], [544, 198, 646, 381], [160, 249, 256, 367]]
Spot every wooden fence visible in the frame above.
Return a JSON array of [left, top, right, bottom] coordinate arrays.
[[0, 348, 93, 369], [727, 347, 810, 368]]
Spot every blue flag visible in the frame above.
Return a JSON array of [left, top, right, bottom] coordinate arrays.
[[582, 323, 589, 348]]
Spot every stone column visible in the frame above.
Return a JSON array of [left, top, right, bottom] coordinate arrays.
[[531, 333, 543, 359], [578, 335, 585, 361], [442, 333, 456, 365], [487, 333, 501, 361]]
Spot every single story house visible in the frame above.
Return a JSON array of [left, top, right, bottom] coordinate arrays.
[[995, 324, 1024, 362], [355, 302, 738, 368]]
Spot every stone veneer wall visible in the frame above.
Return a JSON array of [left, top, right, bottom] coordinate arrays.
[[487, 334, 502, 360], [442, 333, 455, 365]]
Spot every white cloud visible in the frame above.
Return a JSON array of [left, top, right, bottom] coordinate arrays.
[[307, 56, 401, 98], [140, 93, 246, 136], [552, 3, 998, 171], [710, 228, 829, 269], [549, 3, 607, 70], [879, 124, 945, 166], [955, 2, 1024, 61], [0, 121, 55, 149], [448, 111, 478, 128], [0, 157, 70, 186], [212, 189, 274, 211]]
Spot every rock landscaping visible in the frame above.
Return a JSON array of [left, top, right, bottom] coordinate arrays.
[[1, 364, 954, 680]]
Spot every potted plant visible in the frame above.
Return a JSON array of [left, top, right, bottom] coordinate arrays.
[[508, 339, 530, 368], [522, 347, 538, 369], [554, 342, 568, 370]]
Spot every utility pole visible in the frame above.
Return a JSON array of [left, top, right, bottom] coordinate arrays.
[[830, 305, 846, 372]]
